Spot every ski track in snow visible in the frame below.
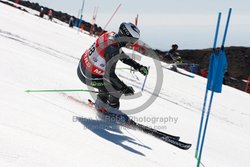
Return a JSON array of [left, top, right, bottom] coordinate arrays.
[[0, 28, 79, 63]]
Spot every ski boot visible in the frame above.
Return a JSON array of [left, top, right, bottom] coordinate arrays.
[[94, 97, 108, 113]]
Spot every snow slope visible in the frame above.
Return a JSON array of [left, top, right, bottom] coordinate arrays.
[[1, 3, 250, 167]]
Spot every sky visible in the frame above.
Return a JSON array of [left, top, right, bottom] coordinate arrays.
[[27, 0, 250, 50]]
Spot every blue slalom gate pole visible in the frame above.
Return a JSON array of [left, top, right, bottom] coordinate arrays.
[[196, 8, 232, 167], [78, 0, 85, 30], [197, 91, 215, 166], [195, 12, 221, 159], [221, 8, 232, 47]]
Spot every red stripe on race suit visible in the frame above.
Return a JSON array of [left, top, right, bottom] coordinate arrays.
[[81, 51, 105, 76]]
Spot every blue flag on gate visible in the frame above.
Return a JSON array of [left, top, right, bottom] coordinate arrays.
[[213, 49, 228, 92], [207, 51, 218, 91], [207, 49, 228, 93]]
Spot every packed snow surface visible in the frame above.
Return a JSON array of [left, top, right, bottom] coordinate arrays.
[[1, 2, 250, 167]]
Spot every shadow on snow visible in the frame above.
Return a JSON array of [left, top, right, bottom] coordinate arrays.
[[76, 117, 151, 156]]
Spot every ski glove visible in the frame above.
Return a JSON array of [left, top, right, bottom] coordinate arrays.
[[176, 56, 182, 62], [122, 85, 134, 96], [139, 66, 148, 76]]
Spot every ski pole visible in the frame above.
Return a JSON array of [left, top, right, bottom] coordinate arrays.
[[141, 66, 150, 91], [25, 89, 124, 95], [25, 89, 99, 93], [25, 89, 107, 94], [117, 67, 132, 70]]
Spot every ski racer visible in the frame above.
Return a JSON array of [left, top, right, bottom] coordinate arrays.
[[168, 44, 182, 63], [167, 44, 182, 71], [77, 22, 148, 113]]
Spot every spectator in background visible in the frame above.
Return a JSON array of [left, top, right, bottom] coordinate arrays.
[[48, 9, 53, 21], [69, 17, 74, 27], [223, 71, 230, 85], [200, 68, 208, 78], [39, 7, 44, 18]]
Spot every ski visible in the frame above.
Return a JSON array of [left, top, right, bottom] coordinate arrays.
[[160, 135, 191, 150], [101, 110, 191, 150], [129, 121, 180, 141], [126, 120, 191, 150], [176, 71, 195, 78], [162, 65, 194, 78], [88, 99, 179, 140], [87, 99, 192, 150]]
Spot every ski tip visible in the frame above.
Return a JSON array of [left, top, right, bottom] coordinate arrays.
[[186, 144, 192, 150], [181, 143, 192, 150], [175, 136, 180, 141], [87, 99, 94, 107]]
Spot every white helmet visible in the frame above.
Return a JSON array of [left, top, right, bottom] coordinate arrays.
[[118, 22, 140, 41]]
